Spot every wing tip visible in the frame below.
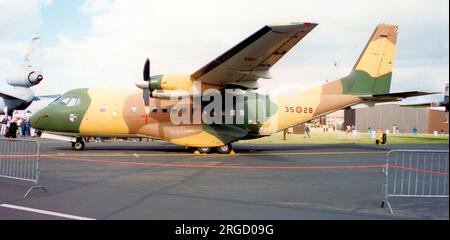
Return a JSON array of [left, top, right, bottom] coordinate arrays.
[[268, 22, 318, 27], [268, 22, 318, 32]]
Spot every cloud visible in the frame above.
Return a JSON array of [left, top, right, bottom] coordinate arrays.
[[80, 0, 113, 15], [0, 0, 52, 39], [0, 57, 12, 68]]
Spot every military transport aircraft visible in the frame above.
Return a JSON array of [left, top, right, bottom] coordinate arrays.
[[1, 34, 45, 115], [31, 22, 431, 153]]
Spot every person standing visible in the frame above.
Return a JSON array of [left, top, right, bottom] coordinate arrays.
[[20, 119, 26, 137], [17, 118, 23, 137], [0, 114, 7, 135], [5, 119, 18, 138], [24, 118, 31, 137], [304, 125, 311, 138]]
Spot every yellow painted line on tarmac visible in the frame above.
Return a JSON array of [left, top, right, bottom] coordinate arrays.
[[42, 151, 387, 158]]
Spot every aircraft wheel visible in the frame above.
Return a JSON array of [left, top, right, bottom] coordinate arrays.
[[72, 140, 85, 151], [217, 144, 232, 154], [197, 147, 211, 154]]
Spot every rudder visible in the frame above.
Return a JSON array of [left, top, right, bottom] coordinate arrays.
[[342, 24, 398, 95]]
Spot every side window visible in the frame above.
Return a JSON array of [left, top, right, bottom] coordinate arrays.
[[162, 107, 168, 113], [151, 107, 158, 113], [99, 104, 107, 112], [112, 104, 120, 116]]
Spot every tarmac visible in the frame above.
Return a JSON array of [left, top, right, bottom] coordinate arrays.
[[0, 138, 448, 220]]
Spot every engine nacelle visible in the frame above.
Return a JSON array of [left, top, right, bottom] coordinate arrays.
[[5, 70, 44, 87]]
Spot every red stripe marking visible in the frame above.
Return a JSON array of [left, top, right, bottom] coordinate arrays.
[[42, 155, 384, 171], [5, 155, 448, 174]]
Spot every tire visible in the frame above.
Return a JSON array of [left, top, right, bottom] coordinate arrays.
[[197, 147, 211, 154], [217, 144, 232, 154], [72, 140, 85, 151]]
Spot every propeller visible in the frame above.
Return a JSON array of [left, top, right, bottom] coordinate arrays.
[[143, 58, 151, 113]]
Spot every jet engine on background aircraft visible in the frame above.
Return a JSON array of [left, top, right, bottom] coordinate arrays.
[[5, 70, 44, 87]]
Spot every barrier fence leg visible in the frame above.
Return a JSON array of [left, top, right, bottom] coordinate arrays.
[[381, 199, 394, 215], [381, 162, 394, 214], [24, 183, 48, 198]]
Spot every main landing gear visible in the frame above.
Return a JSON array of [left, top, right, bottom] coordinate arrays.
[[196, 144, 234, 155], [72, 138, 85, 151], [217, 144, 232, 154]]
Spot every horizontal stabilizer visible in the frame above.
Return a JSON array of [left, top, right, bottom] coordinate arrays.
[[359, 91, 437, 102], [400, 103, 432, 108]]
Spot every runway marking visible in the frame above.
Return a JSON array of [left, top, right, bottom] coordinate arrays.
[[42, 155, 385, 171], [0, 204, 95, 220], [40, 151, 387, 158]]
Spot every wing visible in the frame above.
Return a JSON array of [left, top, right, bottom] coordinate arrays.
[[191, 22, 318, 88], [33, 95, 61, 101], [0, 87, 34, 102]]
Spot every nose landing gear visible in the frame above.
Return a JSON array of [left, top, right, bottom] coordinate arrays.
[[72, 138, 85, 151]]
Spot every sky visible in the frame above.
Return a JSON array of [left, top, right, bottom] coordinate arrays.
[[0, 0, 449, 111]]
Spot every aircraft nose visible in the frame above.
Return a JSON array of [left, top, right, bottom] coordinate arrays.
[[30, 109, 50, 130]]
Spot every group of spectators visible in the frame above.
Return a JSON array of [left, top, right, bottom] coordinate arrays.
[[0, 114, 32, 139]]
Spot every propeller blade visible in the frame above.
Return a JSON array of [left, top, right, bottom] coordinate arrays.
[[143, 58, 150, 81], [143, 88, 150, 107]]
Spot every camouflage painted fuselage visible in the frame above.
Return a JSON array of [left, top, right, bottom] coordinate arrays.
[[30, 87, 364, 147]]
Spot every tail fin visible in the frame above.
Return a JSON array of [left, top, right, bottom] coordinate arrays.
[[23, 33, 41, 69], [341, 24, 398, 95]]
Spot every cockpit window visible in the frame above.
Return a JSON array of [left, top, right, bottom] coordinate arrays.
[[67, 97, 80, 107], [58, 96, 80, 107], [49, 96, 62, 105], [60, 97, 71, 105]]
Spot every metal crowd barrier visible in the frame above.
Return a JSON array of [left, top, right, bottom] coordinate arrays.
[[381, 150, 449, 214], [0, 138, 47, 197]]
